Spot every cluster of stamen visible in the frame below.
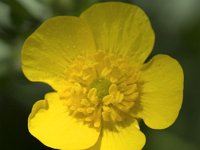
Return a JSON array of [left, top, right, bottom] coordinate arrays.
[[60, 52, 140, 128]]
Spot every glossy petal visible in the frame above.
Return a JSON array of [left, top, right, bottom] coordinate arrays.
[[28, 93, 100, 149], [81, 2, 155, 64], [22, 16, 96, 91], [87, 120, 145, 150], [137, 54, 184, 129]]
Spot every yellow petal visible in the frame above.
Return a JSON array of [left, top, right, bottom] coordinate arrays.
[[87, 120, 145, 150], [80, 2, 155, 64], [28, 92, 100, 149], [22, 16, 96, 91], [137, 54, 184, 129]]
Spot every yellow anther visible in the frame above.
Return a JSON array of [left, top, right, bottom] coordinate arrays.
[[124, 84, 137, 95], [114, 91, 124, 103], [85, 116, 93, 122], [94, 120, 101, 128], [73, 83, 82, 94], [110, 108, 122, 122], [86, 107, 95, 113], [116, 104, 130, 112], [126, 73, 140, 84], [103, 95, 113, 105], [110, 67, 122, 83], [82, 74, 90, 80], [109, 84, 118, 94], [101, 67, 111, 77], [118, 82, 127, 91], [82, 87, 87, 94], [121, 102, 134, 112], [87, 88, 97, 102], [125, 92, 139, 100], [117, 77, 126, 85], [80, 99, 89, 106], [77, 108, 85, 113], [103, 106, 111, 112]]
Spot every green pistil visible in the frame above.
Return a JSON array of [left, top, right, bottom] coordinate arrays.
[[90, 78, 111, 99]]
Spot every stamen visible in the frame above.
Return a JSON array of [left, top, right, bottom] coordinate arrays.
[[60, 52, 140, 128]]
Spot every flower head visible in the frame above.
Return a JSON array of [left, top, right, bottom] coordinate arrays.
[[22, 2, 184, 150]]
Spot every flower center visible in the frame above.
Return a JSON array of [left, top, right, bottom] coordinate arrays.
[[60, 52, 140, 128], [90, 78, 111, 99]]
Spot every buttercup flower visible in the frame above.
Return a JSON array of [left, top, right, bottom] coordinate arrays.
[[22, 2, 184, 150]]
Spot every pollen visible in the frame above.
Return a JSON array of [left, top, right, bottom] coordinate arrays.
[[60, 52, 140, 128]]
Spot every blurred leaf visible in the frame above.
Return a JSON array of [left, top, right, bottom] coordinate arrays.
[[47, 0, 98, 16], [0, 26, 17, 42], [0, 40, 11, 60], [17, 0, 53, 20], [180, 19, 200, 57], [1, 0, 33, 27], [134, 0, 200, 32], [7, 78, 51, 110], [0, 40, 11, 77], [0, 1, 12, 27], [48, 0, 78, 15], [144, 131, 198, 150]]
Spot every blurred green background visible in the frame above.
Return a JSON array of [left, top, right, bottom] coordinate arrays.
[[0, 0, 200, 149]]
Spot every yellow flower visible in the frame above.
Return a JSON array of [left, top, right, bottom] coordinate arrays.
[[22, 2, 184, 150]]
